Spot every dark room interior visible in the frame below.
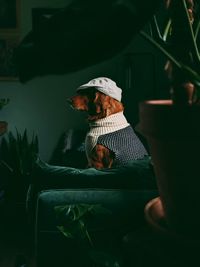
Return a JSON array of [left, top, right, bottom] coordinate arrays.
[[1, 0, 200, 266]]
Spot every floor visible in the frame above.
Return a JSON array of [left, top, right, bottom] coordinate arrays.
[[0, 200, 35, 267], [0, 199, 200, 267], [124, 227, 200, 267], [0, 234, 35, 267]]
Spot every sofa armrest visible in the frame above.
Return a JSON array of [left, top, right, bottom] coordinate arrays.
[[31, 156, 156, 191]]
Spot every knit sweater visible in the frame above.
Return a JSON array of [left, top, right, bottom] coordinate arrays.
[[85, 112, 148, 166]]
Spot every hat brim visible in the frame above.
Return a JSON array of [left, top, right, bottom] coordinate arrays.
[[76, 84, 97, 91]]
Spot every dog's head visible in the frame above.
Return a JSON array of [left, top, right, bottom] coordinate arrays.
[[68, 87, 124, 121]]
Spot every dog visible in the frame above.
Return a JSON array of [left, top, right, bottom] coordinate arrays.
[[68, 77, 148, 169]]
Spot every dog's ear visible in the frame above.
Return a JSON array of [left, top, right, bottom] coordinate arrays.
[[94, 92, 106, 114], [87, 91, 100, 115], [88, 92, 107, 119], [104, 96, 124, 116], [92, 92, 111, 117], [88, 92, 124, 120]]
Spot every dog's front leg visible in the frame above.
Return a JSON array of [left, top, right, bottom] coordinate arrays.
[[88, 144, 114, 169]]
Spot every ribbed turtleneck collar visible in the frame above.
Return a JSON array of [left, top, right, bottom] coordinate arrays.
[[88, 112, 129, 136]]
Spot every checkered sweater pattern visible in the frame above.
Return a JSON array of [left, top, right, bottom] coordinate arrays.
[[85, 112, 148, 166], [97, 126, 148, 166]]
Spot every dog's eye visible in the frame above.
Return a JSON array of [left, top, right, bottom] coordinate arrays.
[[88, 91, 97, 100], [78, 89, 89, 95], [77, 90, 84, 95], [78, 89, 96, 99]]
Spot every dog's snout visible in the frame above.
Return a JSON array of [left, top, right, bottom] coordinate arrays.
[[67, 94, 89, 111]]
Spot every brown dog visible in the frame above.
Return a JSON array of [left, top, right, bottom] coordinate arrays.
[[69, 77, 148, 169]]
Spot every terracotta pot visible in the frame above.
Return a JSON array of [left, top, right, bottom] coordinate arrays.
[[137, 99, 200, 237]]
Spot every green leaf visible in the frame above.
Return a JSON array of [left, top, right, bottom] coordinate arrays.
[[57, 226, 74, 238], [55, 204, 95, 222], [0, 129, 39, 176], [140, 30, 181, 68]]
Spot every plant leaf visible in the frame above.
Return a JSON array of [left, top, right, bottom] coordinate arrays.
[[0, 129, 39, 176], [57, 226, 74, 238]]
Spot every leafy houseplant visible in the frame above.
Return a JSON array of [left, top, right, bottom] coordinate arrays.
[[136, 0, 200, 237], [0, 129, 39, 202], [140, 0, 200, 104], [55, 204, 122, 267]]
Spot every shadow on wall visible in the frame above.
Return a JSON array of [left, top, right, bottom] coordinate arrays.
[[14, 0, 160, 83], [49, 128, 88, 168]]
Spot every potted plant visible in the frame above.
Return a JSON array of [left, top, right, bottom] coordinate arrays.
[[136, 0, 200, 237], [0, 129, 39, 203], [55, 203, 122, 267]]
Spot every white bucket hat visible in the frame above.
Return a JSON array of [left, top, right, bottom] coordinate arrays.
[[76, 77, 122, 102]]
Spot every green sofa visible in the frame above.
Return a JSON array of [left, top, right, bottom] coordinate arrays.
[[27, 156, 158, 267]]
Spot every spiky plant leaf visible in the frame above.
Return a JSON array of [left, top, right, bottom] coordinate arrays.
[[55, 203, 122, 266], [0, 129, 39, 176]]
